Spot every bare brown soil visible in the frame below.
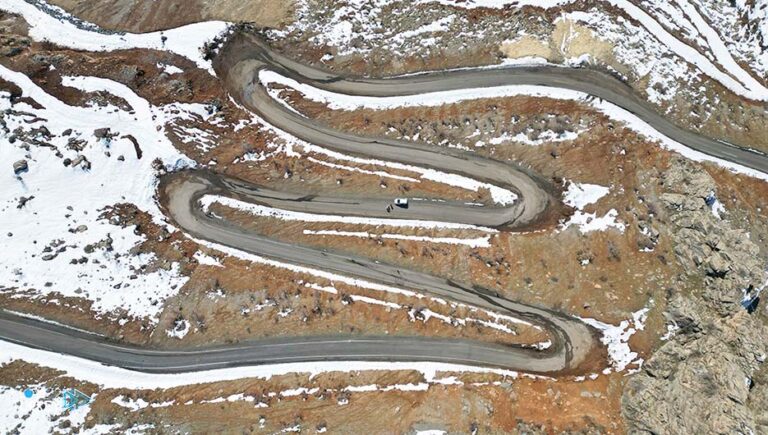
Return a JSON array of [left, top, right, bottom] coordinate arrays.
[[0, 359, 627, 433], [154, 245, 551, 349], [48, 0, 296, 32], [284, 87, 686, 324], [3, 10, 768, 433]]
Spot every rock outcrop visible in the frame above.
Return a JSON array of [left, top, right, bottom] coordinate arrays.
[[622, 159, 768, 434]]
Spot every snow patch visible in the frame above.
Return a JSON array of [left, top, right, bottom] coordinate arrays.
[[560, 181, 624, 233], [111, 396, 174, 411], [193, 251, 223, 267], [0, 66, 192, 322], [166, 319, 191, 339], [0, 384, 92, 434], [1, 0, 230, 74], [563, 182, 610, 209], [157, 63, 184, 75], [580, 307, 650, 373]]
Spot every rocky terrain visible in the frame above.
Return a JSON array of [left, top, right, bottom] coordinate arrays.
[[0, 0, 767, 434], [624, 159, 768, 433]]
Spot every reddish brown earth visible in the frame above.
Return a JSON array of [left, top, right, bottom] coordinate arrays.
[[2, 6, 767, 434], [48, 0, 296, 32]]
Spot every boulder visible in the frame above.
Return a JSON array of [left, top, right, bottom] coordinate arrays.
[[94, 127, 112, 139], [705, 253, 730, 277], [71, 155, 91, 170], [13, 159, 28, 175]]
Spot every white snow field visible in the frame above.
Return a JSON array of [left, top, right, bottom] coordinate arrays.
[[0, 384, 92, 434], [0, 0, 230, 73], [0, 66, 195, 322]]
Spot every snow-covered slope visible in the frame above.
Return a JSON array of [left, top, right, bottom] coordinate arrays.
[[0, 66, 196, 322], [1, 0, 229, 73]]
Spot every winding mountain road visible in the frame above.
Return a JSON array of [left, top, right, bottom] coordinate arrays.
[[223, 33, 768, 174], [4, 30, 768, 376]]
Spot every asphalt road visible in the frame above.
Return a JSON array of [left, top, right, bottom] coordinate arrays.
[[0, 310, 570, 373], [222, 33, 768, 174], [0, 167, 596, 372], [5, 31, 768, 376]]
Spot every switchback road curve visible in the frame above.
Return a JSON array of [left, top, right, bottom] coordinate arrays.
[[221, 32, 768, 174], [0, 30, 601, 375], [0, 167, 591, 374], [6, 29, 768, 376]]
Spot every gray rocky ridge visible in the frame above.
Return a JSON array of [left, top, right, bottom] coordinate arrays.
[[622, 159, 768, 434]]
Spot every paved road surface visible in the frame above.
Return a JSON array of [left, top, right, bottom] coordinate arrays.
[[221, 33, 768, 175], [5, 30, 768, 376], [0, 310, 573, 374]]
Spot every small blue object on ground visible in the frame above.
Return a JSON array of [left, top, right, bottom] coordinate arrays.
[[62, 388, 91, 410], [23, 388, 33, 398]]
